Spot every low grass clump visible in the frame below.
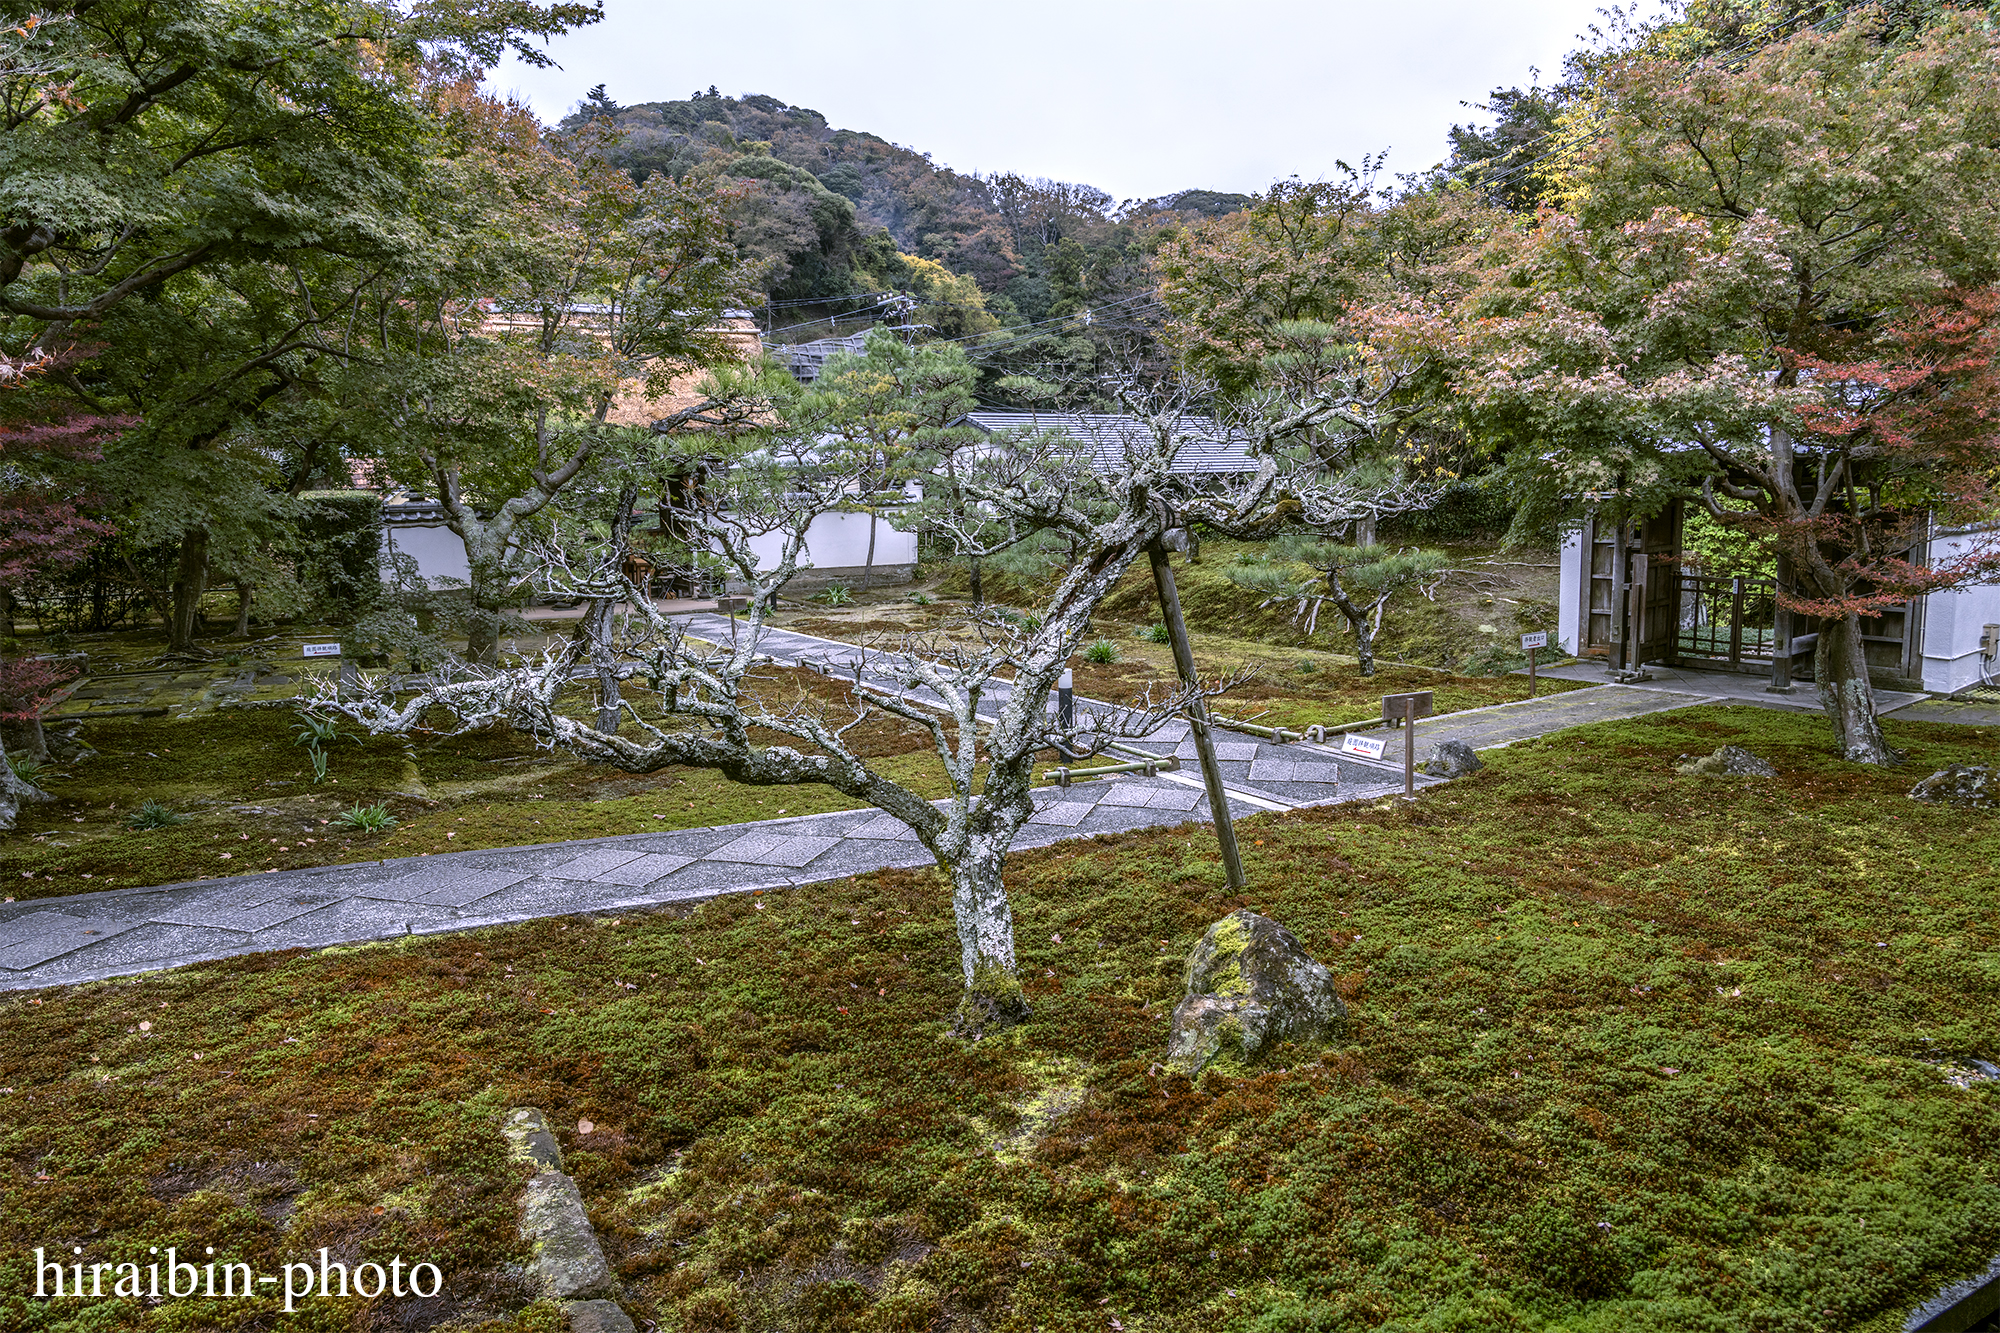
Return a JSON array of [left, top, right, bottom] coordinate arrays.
[[3, 705, 1998, 1331]]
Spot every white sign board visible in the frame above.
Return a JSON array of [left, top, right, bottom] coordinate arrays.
[[302, 642, 342, 658], [1340, 732, 1388, 760], [1520, 631, 1548, 650]]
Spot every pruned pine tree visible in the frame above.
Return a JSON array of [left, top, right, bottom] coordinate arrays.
[[317, 374, 1403, 1037], [1227, 537, 1450, 676]]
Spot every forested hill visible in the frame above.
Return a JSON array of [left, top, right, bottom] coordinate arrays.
[[558, 87, 1251, 333]]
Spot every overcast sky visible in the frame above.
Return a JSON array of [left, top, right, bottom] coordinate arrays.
[[485, 0, 1634, 203]]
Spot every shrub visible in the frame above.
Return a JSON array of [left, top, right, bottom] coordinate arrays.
[[816, 583, 853, 607], [1138, 623, 1172, 644], [910, 592, 932, 606], [1083, 639, 1120, 665], [332, 802, 398, 832], [1294, 658, 1319, 675], [1457, 641, 1531, 677], [126, 800, 186, 830], [1378, 480, 1516, 543]]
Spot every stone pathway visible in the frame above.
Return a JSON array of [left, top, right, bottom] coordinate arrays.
[[0, 623, 1752, 994], [1534, 658, 1931, 715]]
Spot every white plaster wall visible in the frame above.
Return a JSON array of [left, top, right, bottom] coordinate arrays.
[[1920, 528, 2000, 693], [382, 523, 472, 586], [381, 511, 917, 594], [1557, 529, 1585, 658], [738, 509, 918, 578]]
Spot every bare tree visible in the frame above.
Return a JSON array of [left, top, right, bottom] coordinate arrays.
[[317, 371, 1408, 1035]]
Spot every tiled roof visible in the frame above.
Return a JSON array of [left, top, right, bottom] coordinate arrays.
[[955, 410, 1255, 475]]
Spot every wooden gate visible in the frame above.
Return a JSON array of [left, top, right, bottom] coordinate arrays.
[[1578, 506, 1680, 669]]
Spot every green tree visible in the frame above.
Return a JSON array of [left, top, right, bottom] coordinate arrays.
[[358, 94, 753, 662], [1437, 10, 2000, 763], [0, 0, 603, 650], [1152, 173, 1383, 392], [783, 331, 982, 590]]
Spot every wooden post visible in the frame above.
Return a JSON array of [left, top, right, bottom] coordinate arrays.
[[1611, 519, 1630, 674], [1403, 696, 1417, 798], [1729, 576, 1745, 669], [1148, 539, 1244, 891], [1528, 644, 1537, 698], [1768, 554, 1794, 694]]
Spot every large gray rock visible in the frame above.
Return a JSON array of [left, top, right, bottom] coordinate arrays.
[[1909, 764, 1996, 808], [504, 1107, 618, 1303], [1423, 739, 1483, 777], [1166, 911, 1345, 1075], [1674, 745, 1777, 777]]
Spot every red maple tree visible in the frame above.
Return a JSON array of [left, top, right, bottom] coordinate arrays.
[[1777, 288, 2000, 620]]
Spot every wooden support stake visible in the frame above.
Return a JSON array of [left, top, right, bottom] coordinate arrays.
[[1528, 645, 1537, 698], [1403, 697, 1417, 798], [1149, 539, 1244, 891]]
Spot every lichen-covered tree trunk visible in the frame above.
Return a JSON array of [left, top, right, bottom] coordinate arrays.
[[1815, 613, 1895, 765], [461, 532, 518, 667], [1326, 576, 1375, 676], [860, 508, 876, 592], [585, 484, 639, 732], [944, 838, 1028, 1036]]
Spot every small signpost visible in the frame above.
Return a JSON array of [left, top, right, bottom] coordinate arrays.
[[1380, 691, 1433, 797], [304, 641, 355, 688], [1520, 630, 1548, 698]]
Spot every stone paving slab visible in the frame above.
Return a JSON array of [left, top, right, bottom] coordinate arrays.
[[705, 832, 843, 868], [153, 894, 339, 933], [846, 814, 921, 841], [1411, 685, 1718, 751], [1097, 783, 1204, 811]]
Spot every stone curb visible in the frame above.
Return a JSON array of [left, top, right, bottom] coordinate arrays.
[[502, 1107, 635, 1333]]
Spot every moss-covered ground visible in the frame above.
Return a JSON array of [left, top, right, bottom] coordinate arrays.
[[4, 704, 1998, 1332], [784, 607, 1586, 733], [1, 667, 954, 901]]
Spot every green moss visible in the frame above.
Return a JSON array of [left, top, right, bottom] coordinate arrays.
[[1194, 912, 1253, 998], [0, 697, 974, 900], [4, 706, 1999, 1331]]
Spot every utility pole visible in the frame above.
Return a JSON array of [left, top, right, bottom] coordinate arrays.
[[1148, 537, 1245, 891]]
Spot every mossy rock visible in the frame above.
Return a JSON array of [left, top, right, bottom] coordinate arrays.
[[1674, 744, 1778, 777], [1166, 910, 1345, 1074], [1909, 763, 1995, 808]]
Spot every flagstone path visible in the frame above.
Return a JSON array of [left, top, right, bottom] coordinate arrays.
[[0, 620, 1749, 994]]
